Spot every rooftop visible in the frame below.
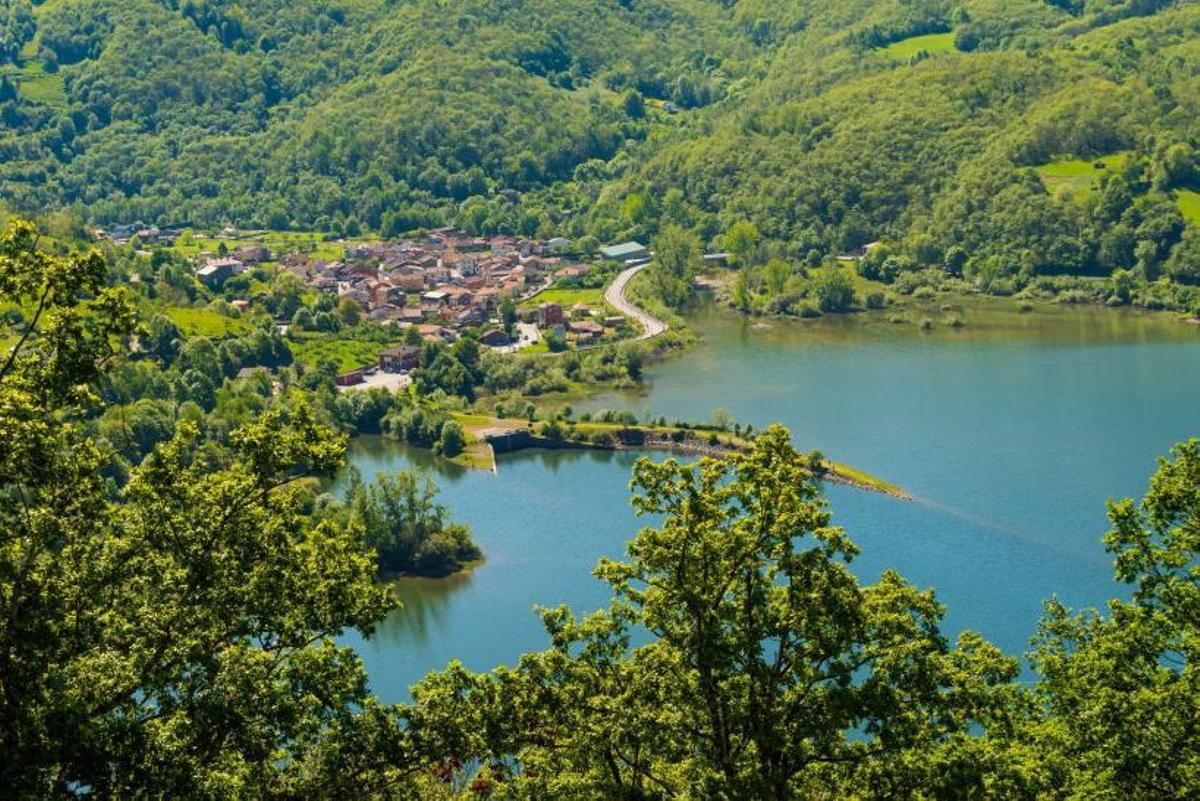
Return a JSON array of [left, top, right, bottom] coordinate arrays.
[[600, 241, 648, 259]]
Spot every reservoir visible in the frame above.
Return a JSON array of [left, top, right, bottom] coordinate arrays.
[[342, 300, 1200, 702]]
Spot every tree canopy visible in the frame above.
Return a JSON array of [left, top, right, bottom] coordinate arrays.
[[0, 220, 409, 797]]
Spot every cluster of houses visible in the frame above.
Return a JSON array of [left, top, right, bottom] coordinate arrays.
[[528, 299, 626, 346], [195, 244, 273, 287], [102, 221, 653, 386], [278, 228, 592, 340]]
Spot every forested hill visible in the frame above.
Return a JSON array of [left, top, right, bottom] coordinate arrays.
[[0, 0, 761, 228], [4, 0, 1200, 283]]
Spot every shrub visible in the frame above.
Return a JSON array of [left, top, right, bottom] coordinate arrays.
[[537, 419, 565, 440], [437, 420, 465, 457], [545, 328, 567, 352], [893, 269, 944, 295], [1056, 290, 1091, 304], [813, 269, 856, 312], [865, 291, 887, 309]]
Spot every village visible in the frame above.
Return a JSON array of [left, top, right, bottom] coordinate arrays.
[[97, 223, 655, 389]]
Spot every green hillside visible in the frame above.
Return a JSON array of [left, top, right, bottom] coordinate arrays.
[[0, 0, 757, 231], [2, 0, 1200, 290]]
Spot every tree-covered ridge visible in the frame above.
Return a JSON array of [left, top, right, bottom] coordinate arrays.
[[589, 1, 1200, 303], [0, 0, 760, 229], [5, 0, 1200, 293]]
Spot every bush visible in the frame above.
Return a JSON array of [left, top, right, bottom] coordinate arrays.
[[987, 278, 1016, 297], [545, 328, 567, 352], [892, 268, 947, 296], [523, 371, 569, 395], [413, 527, 481, 578], [537, 419, 564, 440], [437, 420, 465, 457], [1056, 290, 1091, 304], [865, 291, 886, 309], [813, 269, 856, 312]]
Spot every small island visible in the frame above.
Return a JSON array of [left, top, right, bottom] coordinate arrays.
[[330, 468, 481, 580]]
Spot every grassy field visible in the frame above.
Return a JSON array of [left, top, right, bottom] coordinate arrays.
[[171, 229, 369, 263], [1, 61, 68, 108], [1175, 189, 1200, 227], [520, 286, 605, 309], [880, 33, 957, 59], [288, 336, 395, 372], [164, 307, 253, 337], [1035, 152, 1129, 202], [448, 413, 527, 470]]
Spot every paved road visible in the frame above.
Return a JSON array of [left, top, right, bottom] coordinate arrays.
[[605, 261, 668, 341]]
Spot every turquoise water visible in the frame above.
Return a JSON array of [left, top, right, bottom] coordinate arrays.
[[343, 301, 1200, 702]]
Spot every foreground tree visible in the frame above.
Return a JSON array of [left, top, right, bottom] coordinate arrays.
[[407, 426, 1030, 798], [0, 224, 414, 797], [1031, 439, 1200, 799]]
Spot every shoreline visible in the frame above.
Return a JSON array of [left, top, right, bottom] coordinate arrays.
[[350, 280, 1199, 507], [698, 274, 1199, 330], [445, 416, 911, 500]]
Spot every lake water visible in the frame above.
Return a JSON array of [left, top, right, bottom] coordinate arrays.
[[342, 300, 1200, 703]]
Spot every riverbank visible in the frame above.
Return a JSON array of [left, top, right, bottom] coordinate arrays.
[[700, 267, 1200, 333]]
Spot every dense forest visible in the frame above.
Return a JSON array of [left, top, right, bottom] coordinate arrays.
[[5, 0, 1200, 297]]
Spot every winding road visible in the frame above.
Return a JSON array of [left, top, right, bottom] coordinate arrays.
[[605, 261, 668, 341]]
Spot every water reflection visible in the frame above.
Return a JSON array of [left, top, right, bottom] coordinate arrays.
[[497, 445, 630, 476], [375, 572, 478, 648], [333, 436, 470, 489]]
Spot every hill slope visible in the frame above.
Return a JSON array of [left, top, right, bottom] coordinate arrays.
[[2, 0, 1200, 288]]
